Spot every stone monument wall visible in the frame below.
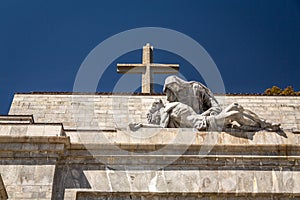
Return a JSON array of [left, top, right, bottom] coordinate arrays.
[[1, 93, 300, 199], [9, 93, 300, 131]]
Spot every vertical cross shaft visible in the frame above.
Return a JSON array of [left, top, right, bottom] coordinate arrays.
[[142, 43, 154, 93]]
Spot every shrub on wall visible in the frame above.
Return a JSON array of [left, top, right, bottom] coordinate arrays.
[[264, 86, 299, 96]]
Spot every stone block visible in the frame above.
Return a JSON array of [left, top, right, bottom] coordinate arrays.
[[107, 170, 131, 191], [236, 170, 254, 193], [0, 165, 55, 199], [10, 125, 28, 136], [292, 171, 300, 194], [35, 166, 55, 185], [218, 170, 237, 193], [0, 126, 11, 136], [64, 189, 80, 200], [26, 125, 45, 136], [198, 170, 219, 193], [253, 171, 273, 193], [169, 171, 200, 192], [128, 171, 156, 192], [43, 125, 63, 136]]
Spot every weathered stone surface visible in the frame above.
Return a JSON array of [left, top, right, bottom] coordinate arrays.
[[2, 93, 300, 199], [0, 165, 55, 200], [8, 94, 300, 130], [73, 192, 299, 200], [0, 122, 69, 199], [65, 129, 298, 147], [0, 174, 8, 199], [0, 115, 33, 124], [65, 169, 300, 199]]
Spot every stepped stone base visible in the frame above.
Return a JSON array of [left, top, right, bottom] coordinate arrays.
[[58, 129, 300, 200]]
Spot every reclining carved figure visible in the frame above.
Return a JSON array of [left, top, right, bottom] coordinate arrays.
[[129, 76, 280, 132]]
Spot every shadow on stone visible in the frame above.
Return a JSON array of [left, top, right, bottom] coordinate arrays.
[[275, 129, 288, 138], [223, 128, 287, 140]]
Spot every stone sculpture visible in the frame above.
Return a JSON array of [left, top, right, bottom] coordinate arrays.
[[130, 76, 281, 132], [163, 75, 221, 115]]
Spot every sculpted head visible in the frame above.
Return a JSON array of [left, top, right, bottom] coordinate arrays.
[[163, 75, 186, 102], [147, 99, 164, 124], [150, 99, 164, 113], [164, 88, 177, 102]]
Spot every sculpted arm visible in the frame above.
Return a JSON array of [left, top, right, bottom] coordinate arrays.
[[129, 122, 163, 131], [129, 113, 168, 131], [129, 105, 170, 131]]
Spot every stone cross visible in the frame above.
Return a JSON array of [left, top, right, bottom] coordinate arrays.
[[117, 43, 179, 93]]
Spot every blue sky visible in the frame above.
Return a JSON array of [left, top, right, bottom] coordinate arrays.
[[0, 0, 299, 114]]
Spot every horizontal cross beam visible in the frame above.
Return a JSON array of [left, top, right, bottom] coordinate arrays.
[[117, 64, 179, 74]]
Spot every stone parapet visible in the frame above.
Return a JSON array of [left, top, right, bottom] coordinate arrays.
[[8, 94, 300, 131]]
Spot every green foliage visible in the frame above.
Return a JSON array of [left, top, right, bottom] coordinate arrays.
[[264, 86, 299, 96]]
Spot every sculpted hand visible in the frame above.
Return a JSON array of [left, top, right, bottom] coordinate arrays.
[[200, 106, 222, 116], [129, 122, 143, 131]]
